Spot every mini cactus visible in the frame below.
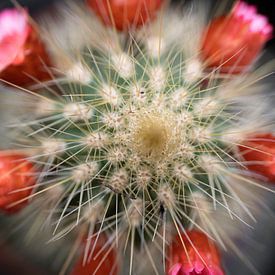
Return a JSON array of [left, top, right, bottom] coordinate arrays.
[[0, 1, 274, 274]]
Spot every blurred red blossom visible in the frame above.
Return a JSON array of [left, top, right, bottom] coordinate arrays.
[[239, 133, 275, 182], [0, 8, 52, 87], [0, 9, 30, 72], [167, 230, 224, 275], [201, 1, 273, 74], [70, 233, 119, 275], [87, 0, 164, 31], [0, 152, 36, 214]]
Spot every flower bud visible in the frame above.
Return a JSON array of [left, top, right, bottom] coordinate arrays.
[[87, 0, 164, 31], [0, 152, 36, 213], [70, 233, 119, 275], [0, 8, 52, 87], [167, 230, 224, 275], [201, 1, 273, 73], [239, 133, 275, 182]]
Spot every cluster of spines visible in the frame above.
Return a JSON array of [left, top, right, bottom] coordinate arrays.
[[17, 33, 244, 231], [9, 5, 272, 274]]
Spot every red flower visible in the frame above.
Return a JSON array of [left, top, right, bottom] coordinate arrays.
[[201, 1, 273, 74], [0, 9, 30, 72], [238, 133, 275, 182], [167, 230, 224, 275], [0, 8, 52, 87], [87, 0, 164, 31], [70, 233, 119, 275], [0, 152, 36, 213]]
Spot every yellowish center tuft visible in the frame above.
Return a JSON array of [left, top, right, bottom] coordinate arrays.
[[130, 110, 177, 160]]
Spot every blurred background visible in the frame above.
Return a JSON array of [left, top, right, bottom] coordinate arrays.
[[0, 0, 274, 274]]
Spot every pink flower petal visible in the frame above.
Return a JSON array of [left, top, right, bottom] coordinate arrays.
[[250, 15, 268, 33], [0, 8, 29, 72], [262, 24, 273, 36], [194, 260, 205, 273], [231, 1, 273, 39], [169, 263, 183, 275]]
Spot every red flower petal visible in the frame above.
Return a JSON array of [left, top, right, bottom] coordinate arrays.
[[0, 8, 52, 87], [0, 152, 36, 213], [70, 233, 119, 275], [167, 231, 224, 275], [87, 0, 164, 31], [238, 133, 275, 182], [0, 9, 30, 72], [201, 1, 273, 74]]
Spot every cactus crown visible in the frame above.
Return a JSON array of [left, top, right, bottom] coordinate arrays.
[[8, 1, 274, 273]]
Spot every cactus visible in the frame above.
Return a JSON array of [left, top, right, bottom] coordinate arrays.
[[0, 1, 274, 274]]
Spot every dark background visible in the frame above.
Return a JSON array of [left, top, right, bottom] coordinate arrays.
[[0, 0, 274, 274]]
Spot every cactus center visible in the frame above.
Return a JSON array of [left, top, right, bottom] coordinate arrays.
[[130, 110, 177, 160]]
